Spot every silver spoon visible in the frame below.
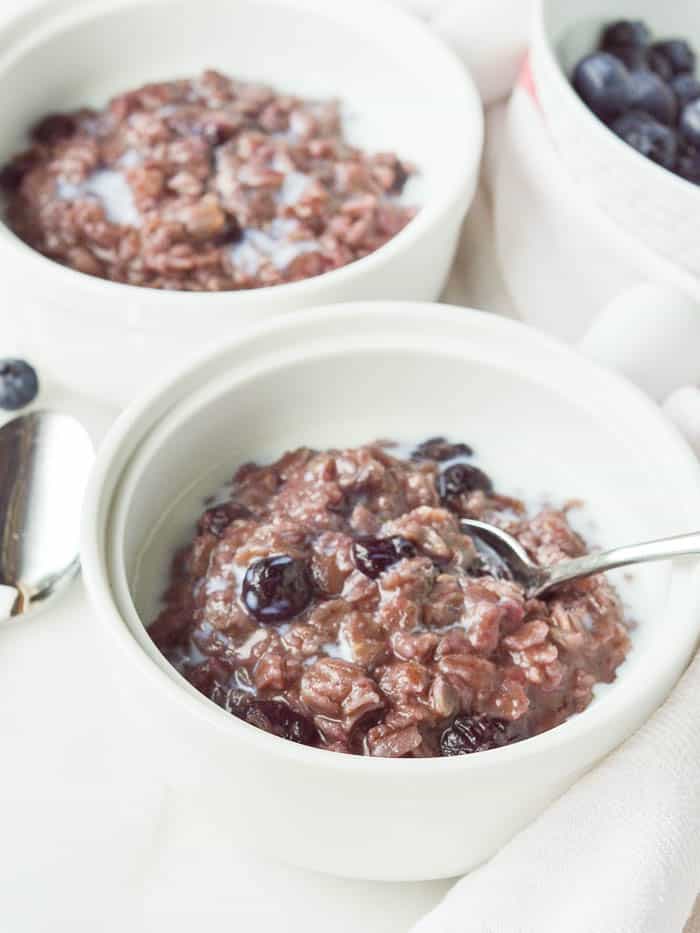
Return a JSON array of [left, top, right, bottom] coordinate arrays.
[[0, 410, 94, 619], [461, 518, 700, 598]]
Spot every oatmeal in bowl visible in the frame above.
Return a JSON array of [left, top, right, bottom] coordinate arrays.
[[2, 70, 416, 291], [149, 439, 630, 758]]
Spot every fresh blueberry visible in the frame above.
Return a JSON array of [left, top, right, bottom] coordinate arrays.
[[352, 535, 416, 579], [627, 69, 677, 125], [611, 110, 678, 168], [0, 359, 39, 410], [411, 436, 474, 462], [242, 554, 313, 624], [440, 714, 511, 756], [671, 74, 700, 109], [680, 99, 700, 147], [649, 39, 696, 76], [676, 143, 700, 183], [600, 20, 651, 51], [437, 463, 493, 503], [646, 47, 675, 82], [572, 52, 631, 123], [603, 44, 646, 70]]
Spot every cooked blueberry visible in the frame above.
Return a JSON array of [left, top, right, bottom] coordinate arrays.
[[671, 74, 700, 109], [676, 143, 700, 183], [440, 714, 510, 756], [600, 20, 651, 51], [198, 501, 252, 537], [572, 52, 631, 123], [212, 217, 243, 246], [611, 111, 677, 168], [242, 554, 313, 623], [627, 69, 677, 124], [0, 359, 39, 410], [186, 658, 236, 698], [0, 163, 24, 194], [680, 99, 700, 147], [211, 684, 250, 716], [245, 700, 319, 745], [390, 159, 409, 194], [31, 113, 77, 145], [352, 535, 416, 579], [0, 151, 37, 193], [649, 39, 696, 76], [438, 463, 493, 503], [411, 436, 474, 462]]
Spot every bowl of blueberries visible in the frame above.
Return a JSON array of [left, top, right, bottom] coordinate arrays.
[[531, 0, 700, 280]]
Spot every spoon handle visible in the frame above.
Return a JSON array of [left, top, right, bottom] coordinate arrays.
[[540, 531, 700, 594]]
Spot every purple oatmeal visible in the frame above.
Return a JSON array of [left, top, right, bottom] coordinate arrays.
[[149, 440, 631, 757], [0, 70, 415, 291]]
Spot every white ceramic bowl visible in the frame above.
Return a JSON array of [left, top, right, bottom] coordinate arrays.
[[0, 0, 482, 405], [81, 301, 700, 881], [530, 0, 700, 279]]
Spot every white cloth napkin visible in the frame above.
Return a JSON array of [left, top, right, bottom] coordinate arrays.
[[413, 647, 700, 933]]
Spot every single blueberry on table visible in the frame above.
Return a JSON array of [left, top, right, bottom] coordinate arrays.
[[627, 69, 677, 125], [242, 554, 313, 624], [611, 110, 678, 169], [0, 359, 39, 411], [352, 535, 416, 579], [440, 714, 511, 756], [572, 52, 631, 123], [649, 39, 696, 77], [600, 20, 651, 51], [680, 99, 700, 148], [672, 74, 700, 110]]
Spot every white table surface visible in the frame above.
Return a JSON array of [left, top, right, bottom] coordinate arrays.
[[0, 2, 521, 928]]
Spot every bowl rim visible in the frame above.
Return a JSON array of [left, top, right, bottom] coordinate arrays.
[[532, 0, 700, 198], [0, 0, 483, 305], [80, 300, 700, 774]]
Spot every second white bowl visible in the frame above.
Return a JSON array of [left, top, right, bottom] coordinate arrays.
[[0, 0, 482, 404]]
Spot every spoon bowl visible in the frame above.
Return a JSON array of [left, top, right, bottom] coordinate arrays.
[[461, 518, 700, 598], [0, 410, 94, 617]]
